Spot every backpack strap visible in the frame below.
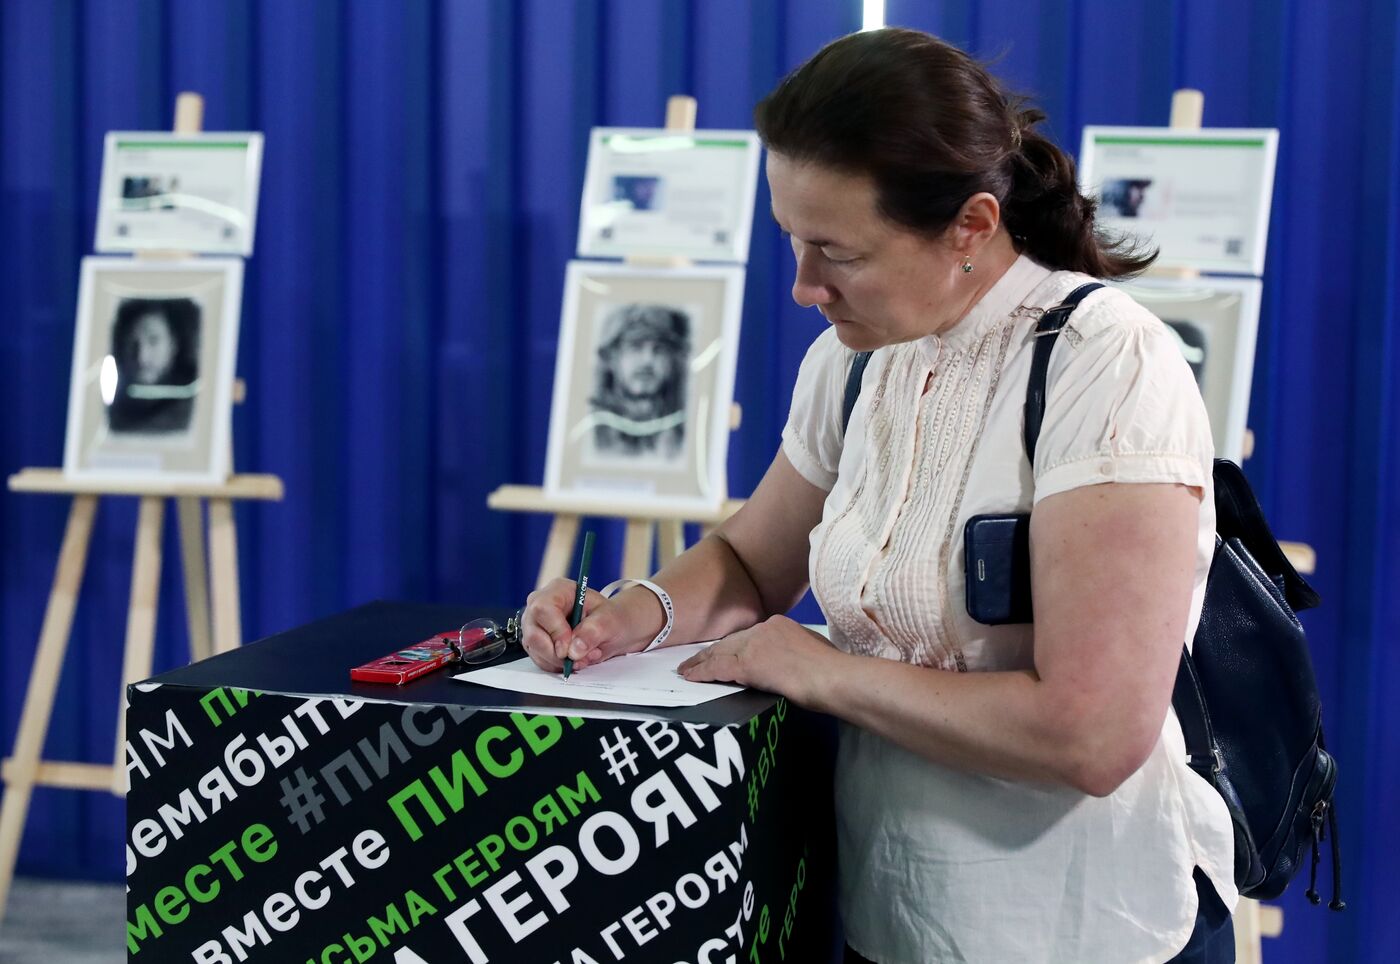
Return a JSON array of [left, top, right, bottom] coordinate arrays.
[[841, 350, 873, 434], [1023, 282, 1104, 463]]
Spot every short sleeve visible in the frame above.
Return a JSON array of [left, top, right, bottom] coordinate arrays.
[[781, 327, 855, 491], [1032, 295, 1214, 505]]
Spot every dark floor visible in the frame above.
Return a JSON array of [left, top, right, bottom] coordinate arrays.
[[0, 878, 123, 963]]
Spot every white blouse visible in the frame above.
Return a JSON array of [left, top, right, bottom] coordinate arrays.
[[782, 255, 1237, 963]]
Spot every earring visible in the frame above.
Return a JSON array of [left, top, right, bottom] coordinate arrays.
[[961, 255, 974, 274]]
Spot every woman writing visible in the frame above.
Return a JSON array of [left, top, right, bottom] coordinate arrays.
[[523, 28, 1235, 963]]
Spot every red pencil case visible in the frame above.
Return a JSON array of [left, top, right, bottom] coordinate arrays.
[[350, 634, 459, 684]]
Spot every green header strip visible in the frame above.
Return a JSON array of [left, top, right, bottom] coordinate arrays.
[[602, 136, 749, 148], [116, 140, 250, 150], [1093, 135, 1266, 148]]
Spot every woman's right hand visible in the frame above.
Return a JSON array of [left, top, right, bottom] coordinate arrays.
[[520, 578, 660, 674]]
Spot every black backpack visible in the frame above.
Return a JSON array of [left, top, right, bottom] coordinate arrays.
[[839, 283, 1343, 907]]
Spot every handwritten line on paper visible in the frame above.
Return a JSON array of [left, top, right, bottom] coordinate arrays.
[[451, 641, 744, 708]]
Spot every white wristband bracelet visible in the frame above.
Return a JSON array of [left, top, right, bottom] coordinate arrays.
[[598, 578, 674, 652]]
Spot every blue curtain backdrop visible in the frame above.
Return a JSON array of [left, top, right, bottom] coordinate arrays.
[[0, 1, 1395, 960]]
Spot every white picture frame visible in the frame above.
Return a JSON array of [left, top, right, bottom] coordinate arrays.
[[544, 261, 746, 513], [1079, 127, 1278, 276], [1110, 275, 1263, 464], [94, 132, 264, 256], [63, 257, 244, 485], [576, 128, 762, 264]]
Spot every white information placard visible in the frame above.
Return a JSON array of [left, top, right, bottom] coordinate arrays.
[[544, 261, 746, 514], [95, 132, 264, 256], [577, 128, 761, 263], [1079, 127, 1278, 275], [1110, 276, 1263, 464]]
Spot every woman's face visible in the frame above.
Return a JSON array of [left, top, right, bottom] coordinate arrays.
[[766, 153, 973, 351], [127, 311, 177, 384]]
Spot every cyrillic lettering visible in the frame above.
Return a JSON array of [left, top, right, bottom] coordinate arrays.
[[197, 766, 239, 812], [443, 898, 488, 964], [630, 770, 697, 846], [244, 823, 278, 862], [156, 787, 207, 841], [531, 794, 566, 836], [475, 725, 523, 778], [295, 869, 331, 910], [704, 849, 738, 892], [187, 863, 219, 902], [402, 707, 445, 746], [322, 751, 372, 804], [257, 729, 298, 768], [126, 902, 163, 953], [344, 930, 376, 962], [320, 846, 355, 887], [638, 721, 680, 759], [222, 910, 272, 961], [201, 688, 235, 726], [483, 870, 547, 942], [676, 728, 744, 812], [404, 889, 436, 926], [524, 845, 578, 913], [504, 815, 538, 851], [132, 817, 166, 858], [140, 708, 193, 765], [154, 884, 189, 925], [264, 891, 299, 931], [359, 724, 410, 778], [224, 734, 268, 786], [621, 905, 657, 945], [676, 872, 709, 909], [511, 712, 562, 755], [557, 770, 600, 817], [429, 751, 488, 812], [432, 864, 459, 903], [578, 810, 640, 876], [294, 699, 332, 735], [192, 940, 232, 964], [389, 780, 447, 842], [210, 840, 245, 882], [645, 890, 677, 931], [353, 829, 390, 869], [368, 904, 408, 944]]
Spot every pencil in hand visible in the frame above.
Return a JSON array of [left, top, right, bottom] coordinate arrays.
[[563, 531, 595, 680]]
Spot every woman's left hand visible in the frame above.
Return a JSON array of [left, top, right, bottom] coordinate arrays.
[[677, 615, 844, 707]]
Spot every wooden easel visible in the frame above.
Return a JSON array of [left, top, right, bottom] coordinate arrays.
[[1161, 88, 1310, 964], [0, 93, 284, 921], [488, 95, 745, 586]]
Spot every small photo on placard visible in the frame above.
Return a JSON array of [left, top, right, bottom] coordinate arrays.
[[544, 261, 746, 514], [63, 257, 244, 485], [1080, 127, 1278, 276], [95, 132, 264, 256], [1109, 275, 1263, 464], [577, 128, 761, 263]]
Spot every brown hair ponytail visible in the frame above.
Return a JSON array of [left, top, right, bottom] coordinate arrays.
[[755, 29, 1156, 278]]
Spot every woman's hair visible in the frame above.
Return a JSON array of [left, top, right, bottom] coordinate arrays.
[[754, 27, 1155, 278]]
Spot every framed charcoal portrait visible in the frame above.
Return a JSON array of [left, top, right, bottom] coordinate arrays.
[[63, 257, 243, 484], [1110, 276, 1263, 464], [544, 261, 746, 513]]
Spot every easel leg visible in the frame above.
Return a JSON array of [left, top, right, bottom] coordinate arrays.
[[0, 495, 98, 918], [1233, 896, 1263, 964], [538, 515, 581, 590], [623, 519, 655, 579], [658, 519, 686, 566], [111, 497, 164, 793], [177, 496, 212, 663], [209, 498, 242, 654]]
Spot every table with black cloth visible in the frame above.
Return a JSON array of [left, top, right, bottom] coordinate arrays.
[[124, 601, 837, 963]]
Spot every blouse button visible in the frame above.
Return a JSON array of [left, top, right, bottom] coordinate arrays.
[[1099, 461, 1114, 477]]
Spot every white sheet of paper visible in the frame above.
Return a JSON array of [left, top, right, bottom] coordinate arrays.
[[451, 642, 744, 707]]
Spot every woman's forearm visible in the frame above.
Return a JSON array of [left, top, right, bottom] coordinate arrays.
[[811, 651, 1139, 796], [610, 532, 773, 650]]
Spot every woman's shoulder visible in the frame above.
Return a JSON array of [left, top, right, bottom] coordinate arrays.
[[1040, 270, 1169, 347]]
